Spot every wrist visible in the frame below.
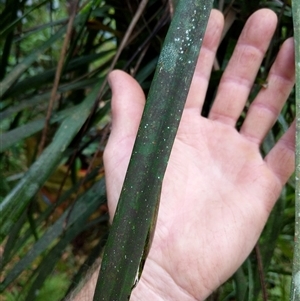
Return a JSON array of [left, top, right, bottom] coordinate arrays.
[[130, 257, 200, 301]]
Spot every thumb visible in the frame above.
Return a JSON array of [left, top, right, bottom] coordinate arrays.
[[104, 70, 146, 216], [107, 70, 146, 142]]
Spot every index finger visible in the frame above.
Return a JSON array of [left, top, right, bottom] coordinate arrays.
[[185, 9, 224, 110]]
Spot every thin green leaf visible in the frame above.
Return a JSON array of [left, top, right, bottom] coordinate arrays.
[[135, 57, 158, 84], [0, 14, 86, 98], [233, 267, 247, 301], [252, 189, 286, 299], [0, 81, 102, 241], [24, 214, 108, 301], [0, 168, 101, 270], [6, 50, 114, 98], [0, 93, 51, 120], [64, 232, 108, 297], [0, 77, 104, 121], [0, 106, 77, 152], [1, 211, 27, 270], [13, 18, 69, 43], [247, 258, 254, 301], [291, 0, 300, 299], [94, 0, 214, 299], [0, 178, 106, 291], [0, 0, 48, 38]]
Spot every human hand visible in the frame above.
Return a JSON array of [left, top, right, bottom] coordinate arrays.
[[103, 9, 295, 300]]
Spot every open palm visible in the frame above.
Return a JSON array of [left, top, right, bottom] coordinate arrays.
[[104, 9, 295, 300]]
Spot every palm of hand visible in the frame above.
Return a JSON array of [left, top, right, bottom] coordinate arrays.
[[149, 110, 279, 297], [104, 9, 295, 300]]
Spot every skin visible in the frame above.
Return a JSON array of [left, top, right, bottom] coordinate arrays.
[[74, 8, 295, 301]]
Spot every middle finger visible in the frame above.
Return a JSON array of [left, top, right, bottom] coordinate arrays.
[[209, 9, 277, 126]]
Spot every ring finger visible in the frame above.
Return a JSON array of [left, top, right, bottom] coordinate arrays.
[[240, 37, 295, 145]]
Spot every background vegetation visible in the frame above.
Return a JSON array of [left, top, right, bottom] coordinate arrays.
[[0, 0, 295, 300]]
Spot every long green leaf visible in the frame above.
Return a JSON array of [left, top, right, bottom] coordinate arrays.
[[93, 1, 214, 300], [0, 77, 102, 121], [0, 93, 51, 120], [0, 101, 109, 152], [0, 82, 102, 242], [24, 215, 108, 301], [64, 232, 108, 297], [1, 168, 101, 271], [0, 106, 77, 152], [5, 50, 114, 98], [249, 133, 287, 299], [0, 14, 86, 98], [233, 267, 247, 301], [135, 57, 159, 84], [0, 178, 106, 291], [1, 211, 27, 270], [0, 0, 48, 38], [291, 0, 300, 299]]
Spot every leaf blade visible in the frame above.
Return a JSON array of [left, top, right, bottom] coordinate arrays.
[[94, 1, 214, 299]]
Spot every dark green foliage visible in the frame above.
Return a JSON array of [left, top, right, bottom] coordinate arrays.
[[0, 0, 296, 300]]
